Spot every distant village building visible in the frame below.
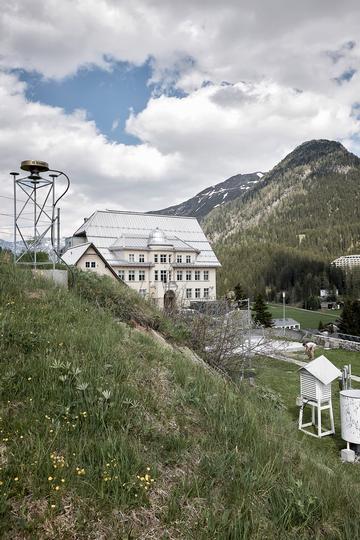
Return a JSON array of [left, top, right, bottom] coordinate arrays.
[[319, 288, 338, 298], [273, 318, 301, 330], [332, 255, 360, 269], [63, 210, 221, 308]]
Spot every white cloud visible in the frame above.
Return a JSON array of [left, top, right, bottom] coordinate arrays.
[[1, 1, 360, 238]]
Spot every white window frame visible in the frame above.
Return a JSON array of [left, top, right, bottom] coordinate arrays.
[[160, 254, 167, 263], [85, 261, 90, 268], [195, 288, 201, 299], [128, 270, 135, 281], [129, 254, 135, 262], [139, 270, 145, 281], [203, 270, 209, 281], [176, 254, 182, 263], [160, 270, 167, 283], [203, 288, 209, 299], [91, 261, 96, 268], [186, 255, 191, 263], [154, 270, 158, 281], [186, 270, 192, 281], [194, 270, 200, 281], [154, 254, 158, 263], [176, 271, 183, 281], [186, 288, 192, 299], [139, 254, 145, 263], [118, 270, 125, 280]]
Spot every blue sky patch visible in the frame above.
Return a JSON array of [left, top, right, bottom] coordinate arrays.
[[16, 61, 154, 144]]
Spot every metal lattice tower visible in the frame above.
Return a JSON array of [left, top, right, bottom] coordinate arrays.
[[10, 160, 70, 268]]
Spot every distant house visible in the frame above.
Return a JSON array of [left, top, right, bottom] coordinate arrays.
[[319, 288, 338, 298], [63, 210, 221, 309], [332, 255, 360, 269], [273, 318, 301, 330], [62, 242, 121, 281]]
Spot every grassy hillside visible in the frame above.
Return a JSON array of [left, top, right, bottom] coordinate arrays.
[[2, 260, 360, 538], [267, 304, 340, 329]]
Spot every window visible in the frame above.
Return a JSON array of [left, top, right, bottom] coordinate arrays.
[[176, 254, 182, 263], [203, 270, 209, 281], [91, 261, 96, 268], [118, 270, 125, 280], [160, 254, 167, 263], [139, 254, 145, 263], [154, 254, 158, 263], [85, 261, 90, 268], [203, 288, 209, 299], [186, 288, 192, 299], [129, 254, 135, 262], [194, 270, 200, 281], [139, 289, 147, 297], [195, 288, 201, 298], [139, 270, 145, 281], [186, 255, 191, 263], [176, 271, 183, 281], [160, 270, 167, 283], [154, 270, 158, 281], [168, 255, 172, 263], [186, 270, 192, 281], [128, 270, 135, 281]]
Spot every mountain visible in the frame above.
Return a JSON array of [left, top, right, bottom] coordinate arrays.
[[150, 172, 265, 219], [202, 139, 360, 299]]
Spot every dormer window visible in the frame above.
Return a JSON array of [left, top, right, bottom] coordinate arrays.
[[186, 255, 191, 264], [129, 254, 135, 262], [139, 254, 145, 263], [177, 254, 182, 263]]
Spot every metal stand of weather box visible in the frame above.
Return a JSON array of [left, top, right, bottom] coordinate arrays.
[[297, 355, 341, 439]]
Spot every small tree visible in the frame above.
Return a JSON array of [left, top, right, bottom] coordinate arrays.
[[303, 295, 321, 311], [253, 294, 273, 327], [234, 283, 244, 302], [338, 300, 360, 336]]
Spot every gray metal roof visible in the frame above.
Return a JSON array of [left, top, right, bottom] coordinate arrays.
[[73, 210, 221, 267], [273, 318, 300, 326], [62, 243, 91, 265]]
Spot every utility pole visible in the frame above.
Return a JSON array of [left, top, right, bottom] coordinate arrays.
[[282, 291, 286, 336]]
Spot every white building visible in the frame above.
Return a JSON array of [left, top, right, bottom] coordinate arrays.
[[273, 318, 300, 330], [63, 210, 221, 308], [332, 255, 360, 269]]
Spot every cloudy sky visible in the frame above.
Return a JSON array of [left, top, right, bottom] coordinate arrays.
[[1, 0, 360, 237]]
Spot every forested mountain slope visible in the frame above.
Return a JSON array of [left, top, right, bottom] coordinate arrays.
[[203, 140, 360, 298]]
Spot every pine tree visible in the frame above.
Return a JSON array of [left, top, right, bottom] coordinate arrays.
[[234, 283, 244, 302], [338, 300, 360, 336], [253, 294, 273, 327]]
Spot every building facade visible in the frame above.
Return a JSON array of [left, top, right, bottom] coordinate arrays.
[[63, 210, 221, 308], [332, 255, 360, 269]]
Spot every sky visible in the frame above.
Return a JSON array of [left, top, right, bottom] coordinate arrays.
[[1, 0, 360, 238]]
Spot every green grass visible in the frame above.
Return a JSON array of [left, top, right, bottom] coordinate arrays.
[[289, 347, 360, 376], [2, 258, 360, 538], [253, 354, 360, 458], [268, 303, 340, 329]]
